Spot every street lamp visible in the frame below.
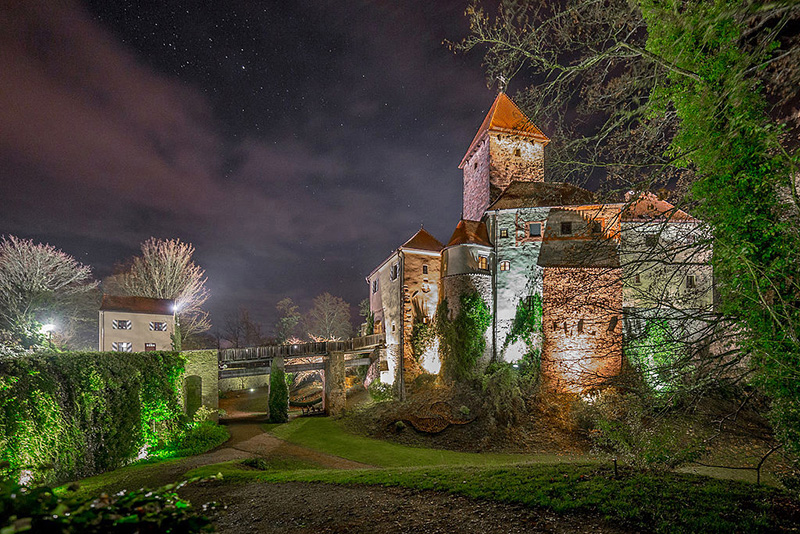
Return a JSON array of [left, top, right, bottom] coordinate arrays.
[[40, 323, 56, 349]]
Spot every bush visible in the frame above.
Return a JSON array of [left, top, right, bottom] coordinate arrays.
[[0, 477, 217, 533], [435, 293, 492, 382], [367, 380, 393, 402], [0, 351, 185, 484], [161, 421, 229, 458], [480, 363, 531, 431], [268, 367, 289, 423]]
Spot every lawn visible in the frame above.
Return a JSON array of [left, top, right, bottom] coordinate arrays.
[[264, 416, 578, 467]]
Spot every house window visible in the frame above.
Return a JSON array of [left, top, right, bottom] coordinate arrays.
[[499, 260, 511, 271], [589, 221, 603, 235], [645, 234, 659, 248], [391, 322, 396, 333], [390, 263, 399, 281], [528, 223, 542, 237], [500, 227, 508, 238], [112, 342, 132, 352], [513, 148, 521, 157], [144, 343, 156, 351], [422, 264, 428, 274], [372, 279, 378, 293], [112, 319, 131, 330], [478, 256, 489, 270], [633, 273, 642, 285], [560, 221, 573, 235], [686, 275, 697, 289], [150, 321, 167, 331]]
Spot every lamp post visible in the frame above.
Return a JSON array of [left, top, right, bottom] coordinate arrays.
[[40, 323, 56, 349]]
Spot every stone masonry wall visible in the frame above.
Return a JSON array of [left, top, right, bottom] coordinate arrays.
[[441, 273, 494, 365], [462, 138, 491, 221], [182, 349, 219, 417], [541, 267, 623, 393], [489, 135, 545, 195]]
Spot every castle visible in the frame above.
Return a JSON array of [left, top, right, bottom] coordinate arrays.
[[367, 92, 712, 393]]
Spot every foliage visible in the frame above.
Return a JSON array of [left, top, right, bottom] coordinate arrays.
[[503, 294, 543, 350], [275, 297, 301, 343], [409, 321, 433, 363], [625, 319, 687, 393], [241, 455, 321, 471], [117, 237, 210, 341], [164, 421, 229, 458], [268, 367, 289, 423], [0, 351, 185, 484], [0, 477, 216, 533], [0, 235, 98, 350], [367, 380, 393, 402], [435, 293, 492, 382], [304, 293, 352, 341], [480, 363, 533, 432]]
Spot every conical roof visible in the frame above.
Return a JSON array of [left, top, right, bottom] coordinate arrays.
[[400, 227, 444, 252], [459, 92, 550, 168], [445, 220, 491, 248]]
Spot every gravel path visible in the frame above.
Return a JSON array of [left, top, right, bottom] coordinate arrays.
[[180, 481, 630, 534]]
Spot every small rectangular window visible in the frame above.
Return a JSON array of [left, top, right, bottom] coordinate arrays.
[[422, 265, 428, 274], [372, 279, 378, 293], [144, 343, 156, 351], [633, 273, 642, 285], [112, 342, 132, 352], [686, 275, 697, 289], [528, 223, 542, 237], [589, 221, 603, 235], [149, 321, 167, 331], [513, 148, 521, 157], [499, 228, 508, 238], [390, 263, 399, 281], [560, 221, 573, 235], [112, 319, 131, 330], [645, 234, 659, 248], [500, 260, 511, 271], [478, 256, 489, 270]]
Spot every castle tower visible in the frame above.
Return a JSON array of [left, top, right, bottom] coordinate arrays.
[[459, 92, 550, 221]]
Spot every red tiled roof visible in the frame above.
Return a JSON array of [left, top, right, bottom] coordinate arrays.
[[100, 295, 174, 315], [400, 227, 444, 252], [459, 92, 550, 168], [487, 181, 596, 210], [621, 192, 697, 222], [446, 220, 491, 247]]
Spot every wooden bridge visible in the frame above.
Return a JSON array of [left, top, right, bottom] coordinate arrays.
[[218, 333, 386, 380]]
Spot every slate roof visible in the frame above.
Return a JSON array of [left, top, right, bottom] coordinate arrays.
[[400, 227, 444, 252], [446, 220, 491, 248], [100, 295, 174, 315], [487, 181, 596, 210], [460, 92, 550, 168]]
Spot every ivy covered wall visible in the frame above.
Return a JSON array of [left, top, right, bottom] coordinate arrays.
[[0, 351, 186, 484]]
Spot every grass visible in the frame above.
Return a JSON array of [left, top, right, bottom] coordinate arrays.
[[263, 416, 576, 467], [187, 460, 797, 534]]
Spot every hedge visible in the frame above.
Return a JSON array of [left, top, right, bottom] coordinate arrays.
[[0, 351, 186, 484]]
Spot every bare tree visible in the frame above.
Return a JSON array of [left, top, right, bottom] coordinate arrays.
[[220, 308, 267, 348], [0, 235, 98, 349], [118, 238, 210, 340], [305, 293, 352, 341], [275, 297, 301, 343]]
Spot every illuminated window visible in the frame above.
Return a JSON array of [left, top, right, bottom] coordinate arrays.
[[500, 260, 510, 271], [607, 316, 619, 332], [500, 228, 508, 238], [112, 319, 131, 330], [513, 148, 521, 157], [149, 321, 167, 331], [645, 234, 659, 248], [560, 221, 573, 235], [112, 342, 132, 352], [686, 275, 697, 289], [144, 343, 156, 351], [528, 223, 542, 237], [372, 279, 378, 293], [478, 256, 489, 270], [423, 265, 428, 274]]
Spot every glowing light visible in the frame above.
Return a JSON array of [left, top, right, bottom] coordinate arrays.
[[40, 324, 56, 334], [18, 470, 33, 486], [137, 445, 149, 460], [249, 388, 255, 392]]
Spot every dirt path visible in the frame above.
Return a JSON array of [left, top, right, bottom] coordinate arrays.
[[180, 481, 632, 534]]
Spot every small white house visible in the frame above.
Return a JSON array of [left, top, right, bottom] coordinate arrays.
[[99, 295, 175, 352]]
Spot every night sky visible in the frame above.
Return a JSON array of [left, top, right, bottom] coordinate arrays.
[[0, 1, 499, 332]]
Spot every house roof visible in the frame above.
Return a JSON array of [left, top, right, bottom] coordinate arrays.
[[621, 192, 697, 222], [445, 220, 491, 248], [460, 92, 550, 168], [100, 295, 174, 315], [400, 227, 444, 252], [537, 209, 619, 268], [487, 181, 596, 210]]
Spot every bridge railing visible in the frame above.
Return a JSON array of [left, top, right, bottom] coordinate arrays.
[[218, 333, 385, 363]]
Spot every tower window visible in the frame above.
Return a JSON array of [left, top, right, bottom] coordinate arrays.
[[528, 223, 542, 237], [390, 263, 399, 281], [686, 275, 697, 289], [478, 256, 489, 270], [561, 221, 573, 235], [422, 264, 428, 274], [577, 319, 584, 334], [607, 316, 619, 332], [499, 227, 508, 238], [500, 260, 511, 271], [372, 279, 378, 293], [633, 273, 642, 285], [474, 162, 478, 169], [513, 148, 521, 157]]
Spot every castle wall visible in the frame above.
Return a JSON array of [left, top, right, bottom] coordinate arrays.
[[367, 252, 403, 384], [441, 272, 494, 365], [541, 267, 623, 393], [402, 250, 441, 376]]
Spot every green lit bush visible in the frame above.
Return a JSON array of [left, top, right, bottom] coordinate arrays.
[[0, 477, 216, 533], [268, 367, 289, 423], [0, 351, 186, 484], [163, 421, 229, 458], [435, 293, 492, 383]]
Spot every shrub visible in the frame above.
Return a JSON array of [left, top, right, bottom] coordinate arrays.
[[481, 363, 531, 431], [435, 293, 491, 382], [161, 421, 229, 458], [268, 367, 289, 423], [0, 477, 217, 533], [0, 351, 185, 484], [367, 380, 393, 402]]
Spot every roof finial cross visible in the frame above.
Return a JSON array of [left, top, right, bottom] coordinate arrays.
[[496, 75, 508, 93]]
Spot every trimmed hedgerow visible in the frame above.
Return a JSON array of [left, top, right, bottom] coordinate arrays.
[[0, 351, 186, 485]]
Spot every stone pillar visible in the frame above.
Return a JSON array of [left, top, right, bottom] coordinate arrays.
[[324, 351, 346, 417]]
